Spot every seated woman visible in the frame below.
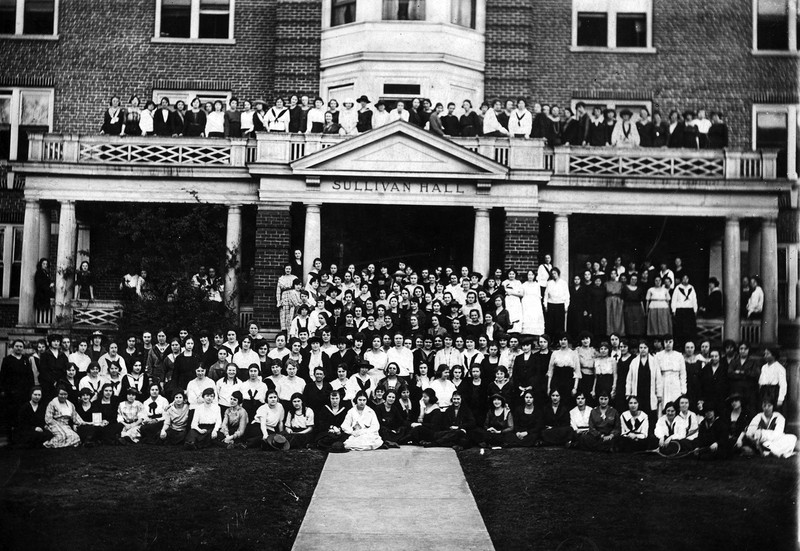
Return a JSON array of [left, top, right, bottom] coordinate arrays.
[[505, 389, 540, 448], [75, 388, 101, 446], [239, 364, 268, 421], [341, 390, 383, 451], [254, 389, 286, 450], [577, 391, 619, 452], [58, 364, 81, 405], [487, 366, 515, 408], [15, 386, 52, 448], [78, 361, 104, 402], [315, 389, 350, 451], [473, 393, 514, 448], [121, 360, 150, 403], [569, 391, 592, 439], [433, 391, 476, 450], [43, 384, 84, 448], [377, 362, 403, 395], [654, 402, 687, 453], [725, 393, 751, 455], [695, 401, 729, 460], [540, 389, 573, 446], [160, 391, 190, 445], [117, 387, 145, 444], [376, 389, 405, 447], [744, 397, 797, 458], [284, 392, 315, 449], [185, 388, 221, 450], [396, 384, 419, 430], [408, 388, 443, 445], [216, 390, 249, 449], [618, 396, 654, 452], [140, 383, 170, 444], [409, 362, 432, 404], [368, 386, 386, 412], [429, 364, 457, 410]]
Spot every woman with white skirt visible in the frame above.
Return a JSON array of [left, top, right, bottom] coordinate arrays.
[[521, 270, 545, 335]]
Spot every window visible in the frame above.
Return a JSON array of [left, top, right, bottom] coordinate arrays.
[[754, 0, 798, 52], [383, 0, 425, 21], [331, 0, 355, 27], [383, 84, 421, 96], [753, 104, 799, 178], [156, 0, 233, 41], [0, 88, 53, 161], [10, 226, 23, 298], [451, 0, 476, 28], [0, 0, 57, 36], [572, 0, 653, 51]]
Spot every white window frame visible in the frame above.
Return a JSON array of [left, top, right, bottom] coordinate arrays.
[[4, 224, 23, 298], [153, 0, 235, 44], [571, 0, 654, 53], [0, 0, 59, 39], [570, 98, 653, 121], [752, 0, 799, 55], [752, 103, 799, 180], [0, 87, 55, 162]]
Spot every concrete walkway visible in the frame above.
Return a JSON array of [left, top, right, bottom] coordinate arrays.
[[292, 446, 496, 550]]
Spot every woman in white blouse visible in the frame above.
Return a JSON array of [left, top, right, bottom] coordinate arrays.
[[342, 391, 383, 451], [266, 97, 291, 132], [205, 100, 226, 137]]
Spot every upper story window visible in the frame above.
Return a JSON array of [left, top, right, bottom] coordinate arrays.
[[572, 0, 653, 52], [156, 0, 234, 41], [331, 0, 356, 27], [0, 0, 58, 37], [0, 88, 53, 162], [754, 0, 798, 52], [382, 0, 425, 21], [451, 0, 476, 28]]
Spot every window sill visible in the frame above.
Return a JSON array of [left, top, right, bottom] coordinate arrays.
[[0, 34, 59, 41], [751, 49, 799, 57], [150, 37, 235, 45], [0, 298, 19, 305], [570, 46, 656, 54]]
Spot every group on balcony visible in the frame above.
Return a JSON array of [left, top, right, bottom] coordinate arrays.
[[96, 94, 729, 150]]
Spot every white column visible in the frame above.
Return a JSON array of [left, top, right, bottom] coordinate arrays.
[[723, 218, 741, 340], [748, 223, 761, 278], [54, 201, 77, 327], [788, 245, 799, 320], [302, 203, 322, 280], [472, 208, 491, 279], [761, 217, 779, 343], [38, 205, 50, 262], [225, 205, 243, 314], [18, 200, 40, 326], [553, 213, 570, 281]]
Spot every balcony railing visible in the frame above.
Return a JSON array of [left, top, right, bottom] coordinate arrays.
[[24, 132, 779, 180]]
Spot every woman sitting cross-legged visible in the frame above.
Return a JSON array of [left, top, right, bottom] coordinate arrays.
[[617, 396, 654, 452], [505, 389, 540, 447], [139, 383, 170, 444], [576, 391, 619, 452], [15, 386, 53, 448], [184, 388, 221, 450], [539, 388, 573, 446], [376, 388, 407, 447], [254, 389, 288, 451], [744, 396, 797, 458], [216, 390, 249, 449], [432, 390, 477, 450], [407, 388, 443, 445], [43, 384, 84, 448], [653, 401, 687, 453], [342, 390, 384, 451], [315, 388, 350, 451], [117, 387, 145, 445], [284, 392, 315, 449], [472, 393, 514, 448], [160, 391, 190, 445]]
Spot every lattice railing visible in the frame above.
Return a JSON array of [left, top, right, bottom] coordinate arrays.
[[697, 319, 724, 343], [78, 142, 232, 165], [72, 301, 124, 329], [567, 151, 724, 177]]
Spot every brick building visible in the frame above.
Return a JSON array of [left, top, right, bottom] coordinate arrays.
[[0, 0, 797, 383]]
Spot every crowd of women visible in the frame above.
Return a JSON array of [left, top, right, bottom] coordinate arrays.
[[98, 94, 729, 149], [1, 255, 792, 458]]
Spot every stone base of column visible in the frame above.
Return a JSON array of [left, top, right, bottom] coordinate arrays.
[[504, 213, 539, 274], [254, 204, 292, 329]]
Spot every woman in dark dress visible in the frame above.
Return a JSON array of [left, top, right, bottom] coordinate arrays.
[[567, 275, 589, 337], [34, 258, 54, 313], [122, 96, 142, 137], [73, 261, 95, 301], [614, 340, 634, 412], [171, 100, 187, 136], [464, 365, 489, 427], [356, 95, 373, 133], [473, 393, 514, 448], [532, 335, 552, 409], [376, 389, 406, 445], [540, 389, 573, 446], [408, 388, 443, 445], [100, 96, 124, 135], [172, 337, 200, 394], [58, 364, 81, 405], [183, 97, 207, 137], [459, 100, 482, 137], [288, 95, 303, 133], [15, 387, 52, 448], [622, 273, 646, 338], [505, 390, 540, 447], [587, 275, 607, 338], [407, 98, 423, 127], [75, 388, 100, 445], [95, 383, 121, 444], [314, 389, 350, 450], [487, 366, 515, 407], [322, 111, 343, 135]]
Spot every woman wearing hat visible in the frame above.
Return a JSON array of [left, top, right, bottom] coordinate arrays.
[[356, 95, 373, 133], [611, 108, 640, 147], [252, 99, 269, 132], [473, 393, 514, 448]]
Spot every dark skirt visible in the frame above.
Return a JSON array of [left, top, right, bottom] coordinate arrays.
[[186, 423, 216, 449], [139, 421, 164, 444], [545, 303, 566, 337], [504, 430, 537, 447], [595, 374, 614, 398], [540, 426, 573, 446]]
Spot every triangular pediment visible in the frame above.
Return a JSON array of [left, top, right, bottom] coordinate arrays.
[[291, 120, 508, 179]]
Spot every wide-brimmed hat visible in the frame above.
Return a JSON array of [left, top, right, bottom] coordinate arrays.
[[619, 108, 633, 118], [266, 433, 290, 451], [253, 99, 267, 108], [393, 270, 406, 278], [91, 330, 103, 338], [356, 95, 370, 104]]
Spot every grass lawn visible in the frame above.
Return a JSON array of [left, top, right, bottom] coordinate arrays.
[[0, 445, 326, 551], [460, 447, 798, 551]]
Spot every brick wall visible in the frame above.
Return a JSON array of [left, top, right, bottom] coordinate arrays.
[[253, 205, 292, 328], [484, 0, 798, 149], [273, 0, 322, 99], [503, 213, 539, 275]]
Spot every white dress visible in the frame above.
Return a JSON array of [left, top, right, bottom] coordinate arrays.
[[657, 350, 687, 405], [342, 406, 383, 451], [520, 281, 545, 335], [502, 279, 524, 333]]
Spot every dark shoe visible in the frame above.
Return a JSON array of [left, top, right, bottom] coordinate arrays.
[[452, 445, 464, 452], [422, 441, 435, 448]]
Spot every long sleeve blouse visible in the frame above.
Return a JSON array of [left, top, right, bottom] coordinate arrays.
[[547, 348, 581, 379], [191, 402, 222, 431]]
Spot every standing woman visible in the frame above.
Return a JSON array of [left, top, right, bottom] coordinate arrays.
[[322, 111, 344, 135], [100, 96, 125, 135], [288, 95, 303, 133], [43, 385, 84, 448], [326, 98, 340, 123], [646, 276, 672, 336], [205, 100, 226, 137], [305, 97, 326, 133], [140, 100, 156, 136], [544, 268, 570, 338], [521, 270, 545, 336], [171, 100, 187, 136], [172, 337, 200, 393], [183, 97, 207, 137], [356, 95, 373, 133], [547, 333, 581, 409], [604, 270, 624, 336], [266, 97, 290, 132], [34, 258, 54, 314], [240, 100, 255, 138], [592, 341, 617, 400], [614, 340, 634, 411], [224, 97, 241, 137], [587, 275, 607, 338], [122, 96, 141, 137], [459, 100, 482, 137], [74, 261, 95, 301], [622, 273, 646, 338], [502, 269, 524, 334]]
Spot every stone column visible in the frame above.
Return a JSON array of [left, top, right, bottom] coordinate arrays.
[[761, 217, 779, 343], [225, 205, 243, 315], [553, 213, 570, 281], [723, 217, 741, 340], [302, 203, 321, 279], [503, 208, 538, 274], [748, 222, 761, 278], [472, 208, 491, 278], [38, 205, 50, 262], [18, 199, 40, 326], [54, 201, 77, 327], [254, 203, 292, 328]]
